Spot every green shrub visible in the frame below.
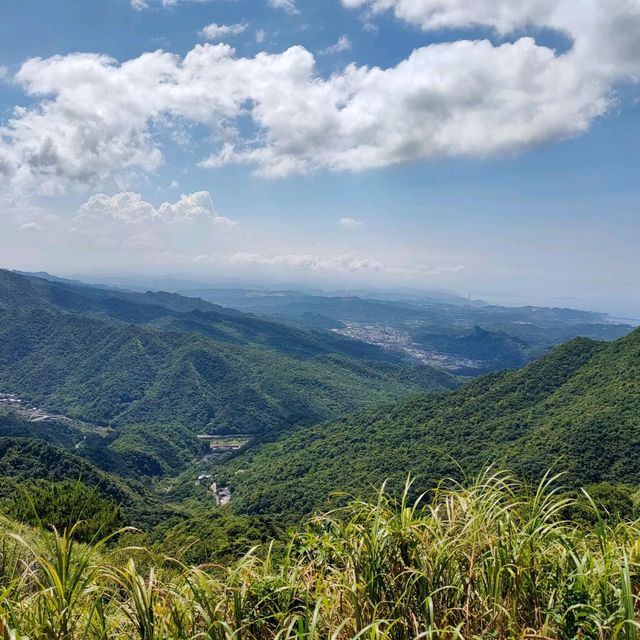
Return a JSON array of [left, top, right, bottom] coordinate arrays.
[[4, 471, 640, 639]]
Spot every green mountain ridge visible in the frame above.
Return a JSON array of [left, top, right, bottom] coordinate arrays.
[[0, 268, 415, 362], [0, 307, 456, 435], [0, 432, 179, 527], [0, 270, 457, 441], [219, 327, 640, 519], [410, 325, 533, 372], [185, 284, 632, 374]]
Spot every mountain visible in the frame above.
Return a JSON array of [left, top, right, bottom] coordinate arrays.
[[410, 325, 532, 373], [219, 327, 640, 519], [177, 286, 633, 373], [0, 430, 179, 527], [0, 269, 418, 361], [16, 269, 627, 375], [0, 270, 456, 447]]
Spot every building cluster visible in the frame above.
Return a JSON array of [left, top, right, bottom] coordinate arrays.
[[196, 475, 232, 506]]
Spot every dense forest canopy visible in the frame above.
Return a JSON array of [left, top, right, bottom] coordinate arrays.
[[217, 327, 640, 520], [0, 270, 456, 439]]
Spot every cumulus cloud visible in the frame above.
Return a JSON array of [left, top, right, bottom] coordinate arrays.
[[200, 22, 248, 40], [197, 34, 619, 177], [320, 35, 352, 55], [342, 0, 640, 66], [230, 251, 463, 275], [268, 0, 299, 15], [339, 217, 363, 229], [341, 0, 559, 33], [71, 191, 235, 251], [75, 190, 235, 226], [131, 0, 211, 10], [19, 221, 42, 232], [0, 0, 638, 193]]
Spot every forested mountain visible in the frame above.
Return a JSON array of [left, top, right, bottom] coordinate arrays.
[[0, 308, 456, 435], [0, 431, 180, 527], [3, 268, 639, 527], [0, 270, 456, 441], [410, 325, 532, 373], [180, 285, 632, 373], [2, 271, 640, 638], [8, 269, 630, 374], [0, 269, 415, 361], [219, 326, 640, 519]]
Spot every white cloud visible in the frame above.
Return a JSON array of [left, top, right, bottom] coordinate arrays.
[[342, 0, 640, 64], [71, 191, 235, 251], [344, 0, 640, 83], [269, 0, 300, 15], [200, 22, 249, 41], [75, 190, 235, 226], [131, 0, 211, 10], [0, 0, 638, 193], [19, 221, 42, 232], [0, 51, 166, 194], [200, 36, 617, 177], [230, 252, 383, 272], [229, 251, 462, 275], [255, 29, 267, 44], [320, 35, 352, 55], [339, 217, 363, 229], [341, 0, 559, 33]]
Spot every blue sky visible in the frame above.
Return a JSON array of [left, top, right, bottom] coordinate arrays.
[[0, 0, 639, 316]]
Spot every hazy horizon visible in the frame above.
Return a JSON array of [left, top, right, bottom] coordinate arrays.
[[7, 265, 639, 322]]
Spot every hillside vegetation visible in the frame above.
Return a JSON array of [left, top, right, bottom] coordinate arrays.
[[3, 473, 640, 639], [410, 325, 532, 373], [220, 327, 640, 519], [0, 433, 185, 527], [0, 270, 456, 438], [0, 308, 455, 435], [187, 285, 632, 373], [0, 270, 415, 363]]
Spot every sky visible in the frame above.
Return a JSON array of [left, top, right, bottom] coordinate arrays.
[[0, 0, 639, 316]]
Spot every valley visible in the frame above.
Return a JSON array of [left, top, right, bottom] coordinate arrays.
[[178, 284, 633, 374], [2, 269, 636, 504], [332, 322, 484, 370]]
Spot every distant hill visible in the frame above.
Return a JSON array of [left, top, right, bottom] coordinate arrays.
[[0, 269, 416, 361], [181, 285, 632, 373], [0, 270, 456, 444], [220, 327, 640, 520], [410, 326, 532, 373]]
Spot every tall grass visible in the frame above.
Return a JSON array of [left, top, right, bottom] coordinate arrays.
[[2, 471, 640, 639]]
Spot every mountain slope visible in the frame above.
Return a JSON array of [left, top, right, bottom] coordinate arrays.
[[0, 269, 417, 363], [184, 285, 632, 373], [220, 328, 640, 519], [0, 271, 457, 439], [0, 433, 180, 526], [410, 325, 532, 372]]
